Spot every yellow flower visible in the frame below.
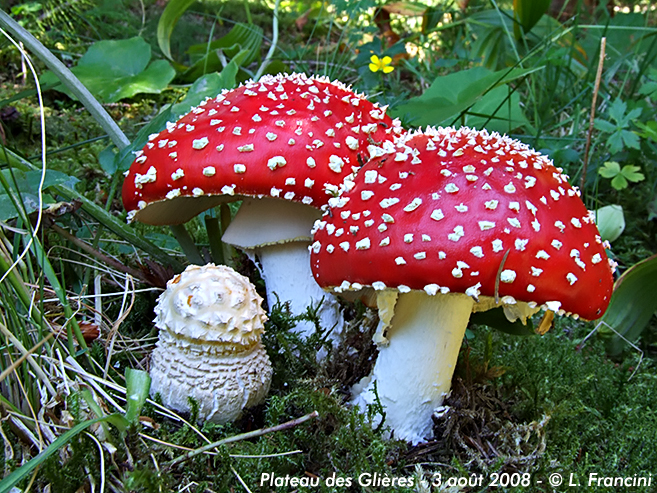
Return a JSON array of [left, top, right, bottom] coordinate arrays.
[[369, 55, 394, 74]]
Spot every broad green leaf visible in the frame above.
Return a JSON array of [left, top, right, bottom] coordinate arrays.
[[391, 66, 542, 126], [608, 98, 627, 123], [598, 161, 621, 179], [595, 204, 625, 242], [634, 120, 657, 142], [470, 307, 535, 336], [0, 169, 79, 221], [169, 58, 241, 119], [620, 164, 645, 183], [157, 0, 196, 60], [116, 105, 174, 173], [463, 84, 531, 133], [610, 174, 628, 190], [625, 107, 642, 122], [638, 80, 657, 99], [98, 144, 118, 176], [606, 132, 624, 154], [41, 37, 175, 103], [181, 24, 262, 83], [620, 130, 640, 150], [593, 118, 616, 133], [601, 254, 657, 356], [513, 0, 551, 38]]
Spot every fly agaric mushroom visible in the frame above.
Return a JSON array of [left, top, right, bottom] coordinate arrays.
[[149, 263, 272, 423], [310, 126, 615, 444], [122, 72, 402, 337]]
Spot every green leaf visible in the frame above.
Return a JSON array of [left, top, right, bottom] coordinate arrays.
[[391, 66, 542, 126], [638, 80, 657, 99], [620, 164, 645, 183], [513, 0, 551, 38], [470, 306, 535, 336], [41, 37, 175, 103], [601, 254, 657, 356], [124, 369, 151, 425], [610, 174, 629, 190], [157, 0, 196, 60], [606, 132, 624, 154], [181, 23, 262, 83], [625, 107, 642, 122], [634, 120, 657, 142], [462, 84, 531, 133], [116, 105, 174, 173], [607, 98, 627, 123], [98, 144, 118, 176], [595, 204, 625, 242], [0, 169, 79, 221], [620, 130, 640, 150], [593, 118, 616, 133], [169, 59, 241, 119], [598, 161, 621, 179]]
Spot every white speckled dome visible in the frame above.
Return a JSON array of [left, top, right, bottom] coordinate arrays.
[[153, 263, 268, 347], [149, 263, 272, 423]]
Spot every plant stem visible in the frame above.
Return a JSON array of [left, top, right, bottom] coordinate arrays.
[[169, 224, 204, 265], [254, 0, 280, 81], [581, 36, 606, 192], [166, 411, 319, 468], [0, 9, 130, 150], [203, 214, 225, 265]]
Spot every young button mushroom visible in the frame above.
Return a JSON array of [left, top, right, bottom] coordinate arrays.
[[122, 72, 402, 338], [149, 263, 272, 423], [310, 127, 615, 444]]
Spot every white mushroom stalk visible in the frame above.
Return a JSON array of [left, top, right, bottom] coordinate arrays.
[[353, 291, 474, 444], [222, 196, 344, 339], [149, 263, 272, 423]]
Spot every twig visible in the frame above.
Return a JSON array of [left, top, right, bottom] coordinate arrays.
[[580, 36, 606, 192], [254, 0, 281, 81], [165, 410, 320, 469]]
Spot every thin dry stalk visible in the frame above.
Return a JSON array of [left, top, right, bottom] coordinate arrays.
[[580, 36, 607, 191], [0, 322, 56, 396], [104, 275, 136, 378], [166, 411, 320, 469]]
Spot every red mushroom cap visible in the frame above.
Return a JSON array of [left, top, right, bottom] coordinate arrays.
[[122, 73, 402, 225], [310, 127, 615, 320]]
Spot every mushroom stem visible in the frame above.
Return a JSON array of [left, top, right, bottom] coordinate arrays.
[[222, 197, 344, 340], [353, 291, 474, 444], [253, 242, 344, 339]]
